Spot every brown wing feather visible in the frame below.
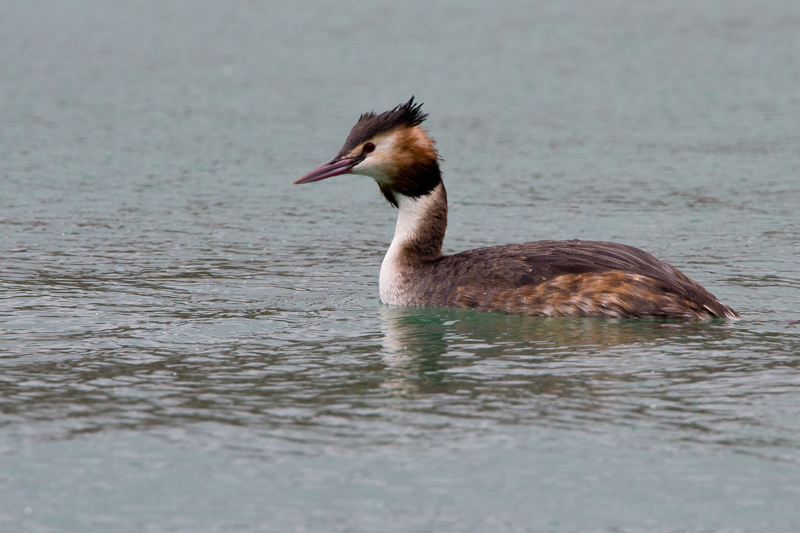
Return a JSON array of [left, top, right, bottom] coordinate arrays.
[[416, 240, 737, 318]]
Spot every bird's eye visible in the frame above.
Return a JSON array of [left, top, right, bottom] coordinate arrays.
[[362, 142, 376, 153]]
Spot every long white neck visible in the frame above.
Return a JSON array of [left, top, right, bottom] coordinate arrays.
[[379, 182, 447, 305]]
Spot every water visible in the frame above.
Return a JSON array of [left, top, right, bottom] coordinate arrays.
[[2, 1, 800, 531]]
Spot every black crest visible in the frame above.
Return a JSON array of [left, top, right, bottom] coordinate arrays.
[[338, 97, 428, 156]]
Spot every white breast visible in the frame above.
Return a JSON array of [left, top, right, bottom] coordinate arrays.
[[379, 183, 444, 305]]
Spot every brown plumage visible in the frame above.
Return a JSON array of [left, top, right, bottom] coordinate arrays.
[[295, 98, 739, 319]]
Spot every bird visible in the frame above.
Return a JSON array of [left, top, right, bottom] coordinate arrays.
[[294, 98, 738, 319]]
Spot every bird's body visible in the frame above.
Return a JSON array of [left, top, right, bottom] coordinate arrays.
[[296, 98, 738, 319]]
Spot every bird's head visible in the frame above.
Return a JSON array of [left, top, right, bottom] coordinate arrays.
[[295, 97, 442, 207]]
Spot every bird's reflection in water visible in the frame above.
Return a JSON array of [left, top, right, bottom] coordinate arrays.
[[380, 305, 452, 394], [379, 304, 736, 395]]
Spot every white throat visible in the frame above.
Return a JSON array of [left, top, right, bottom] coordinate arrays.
[[379, 182, 446, 305]]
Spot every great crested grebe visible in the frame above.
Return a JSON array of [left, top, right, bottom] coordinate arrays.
[[295, 98, 738, 319]]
